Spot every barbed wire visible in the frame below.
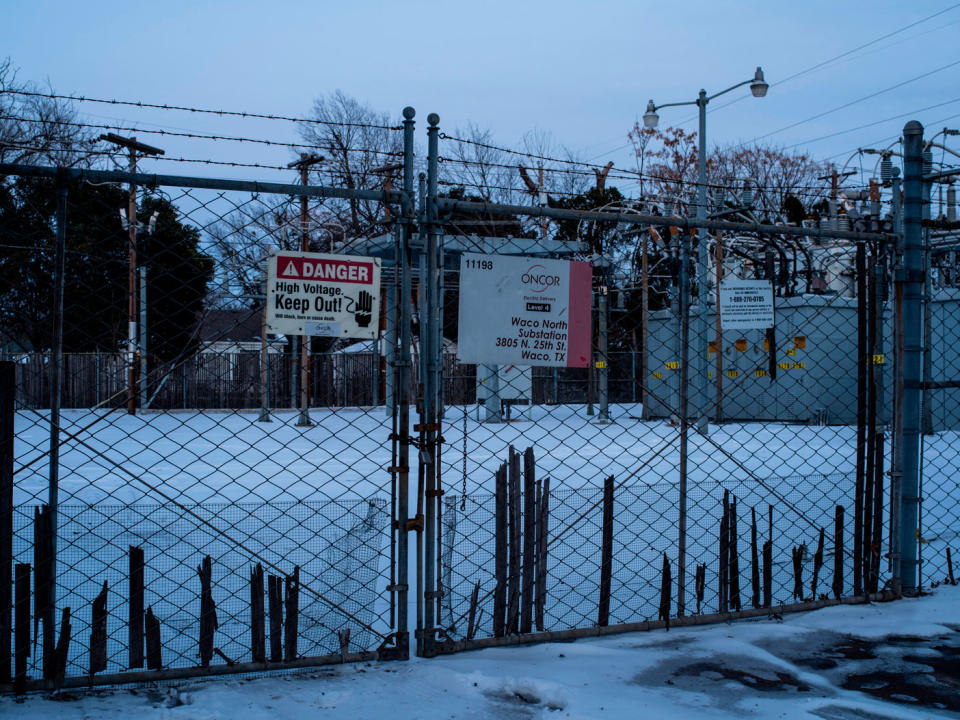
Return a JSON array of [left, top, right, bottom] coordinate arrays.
[[0, 88, 403, 130], [0, 113, 403, 157]]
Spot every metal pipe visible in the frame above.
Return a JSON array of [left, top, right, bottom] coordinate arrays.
[[394, 106, 416, 656], [2, 649, 382, 693], [422, 112, 440, 656], [139, 265, 148, 410], [694, 90, 709, 434], [0, 163, 400, 204], [428, 592, 897, 657], [47, 183, 67, 619], [598, 288, 609, 421], [899, 121, 924, 593], [677, 231, 691, 616], [127, 148, 138, 414]]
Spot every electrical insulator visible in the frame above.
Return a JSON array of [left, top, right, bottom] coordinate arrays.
[[742, 182, 753, 208], [837, 214, 850, 231], [880, 155, 892, 185], [948, 185, 957, 223], [922, 149, 933, 176]]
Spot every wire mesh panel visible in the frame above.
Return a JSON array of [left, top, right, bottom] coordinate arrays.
[[3, 172, 401, 688], [427, 140, 903, 653]]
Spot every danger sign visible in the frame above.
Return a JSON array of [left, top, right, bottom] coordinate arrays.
[[266, 250, 381, 339]]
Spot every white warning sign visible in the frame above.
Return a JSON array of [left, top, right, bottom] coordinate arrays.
[[718, 278, 774, 330], [266, 250, 380, 339]]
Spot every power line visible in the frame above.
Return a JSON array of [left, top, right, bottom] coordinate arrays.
[[782, 97, 960, 151], [738, 58, 960, 148], [669, 5, 960, 129]]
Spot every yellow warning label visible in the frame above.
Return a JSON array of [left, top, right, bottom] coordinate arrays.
[[652, 371, 663, 379], [778, 362, 791, 370], [872, 354, 885, 365], [726, 370, 739, 378], [665, 361, 679, 370], [792, 361, 805, 369], [755, 369, 768, 377], [786, 348, 797, 356], [595, 361, 607, 369]]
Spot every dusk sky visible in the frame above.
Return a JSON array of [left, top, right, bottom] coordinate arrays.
[[3, 1, 959, 188]]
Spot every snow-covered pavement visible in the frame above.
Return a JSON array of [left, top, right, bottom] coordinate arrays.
[[5, 585, 958, 720]]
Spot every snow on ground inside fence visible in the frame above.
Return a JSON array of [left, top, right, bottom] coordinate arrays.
[[10, 402, 959, 679], [6, 585, 960, 720], [13, 403, 960, 505]]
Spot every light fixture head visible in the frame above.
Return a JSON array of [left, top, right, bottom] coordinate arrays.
[[750, 67, 769, 98], [642, 100, 659, 129]]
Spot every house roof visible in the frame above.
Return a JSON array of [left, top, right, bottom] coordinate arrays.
[[197, 309, 263, 343]]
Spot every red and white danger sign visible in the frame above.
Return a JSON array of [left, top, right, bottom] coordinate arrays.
[[266, 250, 381, 339]]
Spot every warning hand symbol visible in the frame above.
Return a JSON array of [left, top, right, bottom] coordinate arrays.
[[355, 290, 373, 327]]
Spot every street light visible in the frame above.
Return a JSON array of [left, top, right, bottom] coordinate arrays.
[[644, 67, 768, 435]]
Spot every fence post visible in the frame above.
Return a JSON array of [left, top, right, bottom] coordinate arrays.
[[419, 111, 441, 657], [0, 361, 12, 683], [598, 286, 609, 422], [47, 183, 67, 624], [899, 120, 924, 594], [392, 105, 416, 658], [676, 230, 691, 617]]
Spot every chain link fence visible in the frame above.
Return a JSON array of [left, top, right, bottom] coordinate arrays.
[[1, 115, 957, 693], [2, 167, 406, 691]]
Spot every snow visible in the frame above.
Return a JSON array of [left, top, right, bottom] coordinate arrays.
[[10, 403, 960, 681], [5, 585, 959, 719]]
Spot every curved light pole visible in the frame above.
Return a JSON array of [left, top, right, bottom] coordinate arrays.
[[644, 67, 768, 433]]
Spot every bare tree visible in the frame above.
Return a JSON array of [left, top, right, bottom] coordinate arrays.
[[0, 57, 95, 167], [297, 91, 402, 239]]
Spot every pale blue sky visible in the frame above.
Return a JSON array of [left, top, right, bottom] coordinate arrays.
[[3, 0, 959, 188]]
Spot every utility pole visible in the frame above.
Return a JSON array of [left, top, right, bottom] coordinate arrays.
[[99, 133, 164, 415], [287, 153, 325, 427]]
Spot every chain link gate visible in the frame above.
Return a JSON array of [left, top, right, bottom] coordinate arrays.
[[0, 143, 418, 690], [411, 119, 950, 658]]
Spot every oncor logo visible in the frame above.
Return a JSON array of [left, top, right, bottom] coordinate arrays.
[[521, 264, 561, 293]]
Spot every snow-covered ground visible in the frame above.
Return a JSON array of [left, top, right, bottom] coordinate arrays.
[[10, 403, 960, 681], [5, 585, 959, 719]]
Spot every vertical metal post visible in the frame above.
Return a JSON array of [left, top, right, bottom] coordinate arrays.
[[385, 285, 396, 418], [484, 364, 501, 422], [921, 150, 933, 438], [922, 239, 933, 435], [127, 148, 138, 414], [598, 286, 609, 421], [641, 230, 650, 419], [421, 112, 440, 656], [677, 231, 691, 617], [899, 121, 924, 593], [694, 90, 709, 434], [714, 232, 724, 423], [48, 183, 67, 618], [259, 296, 271, 423], [297, 165, 312, 427], [139, 265, 148, 411], [393, 106, 416, 656], [890, 175, 903, 586], [0, 361, 13, 683]]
